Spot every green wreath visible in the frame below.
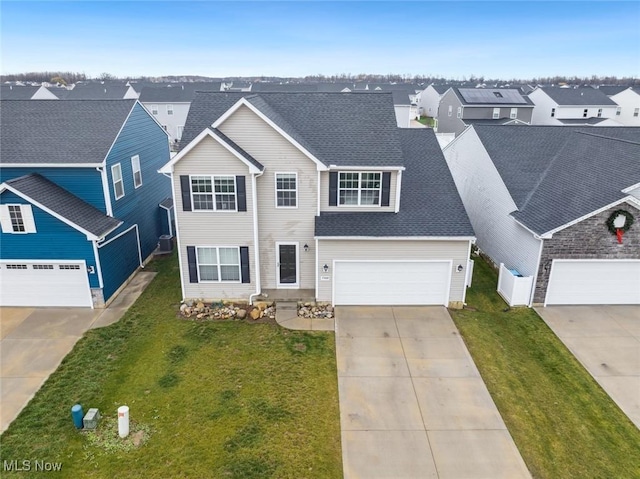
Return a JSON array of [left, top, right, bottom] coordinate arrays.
[[606, 209, 635, 235]]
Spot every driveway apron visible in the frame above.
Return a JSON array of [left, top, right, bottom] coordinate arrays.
[[336, 306, 530, 479]]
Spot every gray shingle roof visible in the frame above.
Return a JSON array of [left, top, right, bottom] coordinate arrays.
[[180, 92, 403, 167], [557, 117, 610, 125], [430, 84, 451, 95], [46, 87, 72, 99], [159, 197, 173, 209], [4, 174, 122, 237], [139, 82, 222, 102], [1, 85, 39, 99], [537, 87, 618, 106], [66, 83, 131, 100], [473, 125, 640, 235], [596, 86, 629, 96], [315, 129, 474, 237], [0, 99, 136, 165], [209, 128, 264, 171]]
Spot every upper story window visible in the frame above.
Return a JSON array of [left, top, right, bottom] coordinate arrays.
[[448, 105, 452, 117], [191, 175, 236, 211], [167, 104, 174, 115], [634, 108, 639, 117], [0, 204, 36, 234], [111, 163, 124, 200], [492, 108, 500, 119], [131, 155, 142, 188], [150, 105, 158, 115], [275, 173, 297, 208], [551, 108, 556, 117], [583, 109, 588, 118], [616, 107, 621, 116], [510, 108, 518, 119], [597, 108, 603, 118], [456, 107, 462, 118], [339, 172, 381, 206]]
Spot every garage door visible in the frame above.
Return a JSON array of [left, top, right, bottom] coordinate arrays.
[[546, 260, 640, 305], [0, 260, 92, 307], [334, 261, 451, 306]]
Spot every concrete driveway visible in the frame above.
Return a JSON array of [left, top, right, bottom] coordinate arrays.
[[336, 306, 531, 479], [0, 271, 156, 433], [536, 306, 640, 429]]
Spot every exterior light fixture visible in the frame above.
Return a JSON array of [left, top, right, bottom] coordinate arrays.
[[323, 264, 329, 273], [456, 264, 464, 272], [304, 243, 309, 252]]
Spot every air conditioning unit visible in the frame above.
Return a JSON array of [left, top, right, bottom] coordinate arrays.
[[159, 235, 173, 253]]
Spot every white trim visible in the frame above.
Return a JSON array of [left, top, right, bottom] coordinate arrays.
[[189, 174, 238, 212], [194, 246, 242, 283], [317, 170, 321, 216], [131, 155, 142, 189], [0, 204, 35, 234], [2, 163, 104, 168], [276, 241, 299, 288], [394, 169, 402, 213], [316, 236, 476, 241], [96, 225, 144, 268], [249, 171, 262, 304], [0, 183, 121, 240], [97, 166, 113, 216], [171, 173, 187, 300], [528, 237, 545, 307], [328, 165, 405, 172], [92, 240, 104, 289], [622, 182, 640, 193], [136, 100, 170, 138], [212, 97, 328, 170], [337, 171, 382, 207], [274, 172, 298, 209], [462, 240, 472, 304], [314, 237, 319, 300], [111, 163, 124, 200], [159, 128, 262, 174]]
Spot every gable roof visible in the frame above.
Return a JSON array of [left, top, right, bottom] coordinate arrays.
[[597, 85, 630, 96], [2, 174, 122, 238], [315, 129, 474, 237], [180, 92, 404, 167], [0, 99, 136, 165], [472, 125, 640, 235], [0, 85, 39, 99], [430, 84, 451, 95], [536, 87, 618, 106]]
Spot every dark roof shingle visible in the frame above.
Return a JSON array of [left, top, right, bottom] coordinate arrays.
[[537, 87, 618, 106]]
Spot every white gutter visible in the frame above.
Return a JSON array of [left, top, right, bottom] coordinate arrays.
[[97, 166, 113, 216], [92, 240, 105, 289], [394, 169, 402, 213], [528, 237, 545, 308], [314, 237, 319, 300], [97, 224, 144, 268], [248, 170, 264, 305]]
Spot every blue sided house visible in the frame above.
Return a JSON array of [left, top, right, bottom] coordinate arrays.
[[0, 99, 173, 307]]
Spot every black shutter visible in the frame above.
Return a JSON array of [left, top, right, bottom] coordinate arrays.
[[180, 176, 192, 211], [236, 176, 247, 212], [329, 172, 338, 206], [187, 246, 198, 283], [240, 246, 250, 283], [381, 172, 391, 207]]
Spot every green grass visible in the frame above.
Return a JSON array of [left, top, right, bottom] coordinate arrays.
[[0, 253, 342, 478], [449, 257, 640, 479], [416, 116, 435, 127]]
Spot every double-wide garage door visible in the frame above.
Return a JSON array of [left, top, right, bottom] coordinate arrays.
[[546, 260, 640, 305], [334, 261, 451, 306], [0, 260, 92, 307]]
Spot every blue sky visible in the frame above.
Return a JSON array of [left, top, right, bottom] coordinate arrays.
[[1, 1, 638, 79]]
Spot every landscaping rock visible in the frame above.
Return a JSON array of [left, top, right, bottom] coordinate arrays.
[[236, 309, 247, 319], [249, 308, 261, 320]]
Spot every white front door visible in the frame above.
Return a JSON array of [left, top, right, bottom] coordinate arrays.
[[0, 260, 92, 307], [545, 259, 640, 305], [276, 242, 299, 288], [333, 260, 452, 306]]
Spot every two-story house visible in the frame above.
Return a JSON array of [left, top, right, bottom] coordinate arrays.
[[161, 92, 475, 307], [437, 88, 534, 136], [529, 87, 622, 126], [416, 84, 449, 120], [0, 100, 172, 307], [600, 86, 640, 126]]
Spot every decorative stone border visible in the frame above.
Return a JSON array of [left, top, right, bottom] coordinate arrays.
[[298, 302, 334, 319], [179, 300, 276, 321]]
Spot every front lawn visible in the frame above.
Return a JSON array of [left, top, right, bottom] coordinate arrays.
[[0, 254, 342, 478], [449, 258, 640, 479], [416, 116, 435, 127]]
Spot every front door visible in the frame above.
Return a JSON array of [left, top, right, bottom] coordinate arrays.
[[277, 243, 298, 287]]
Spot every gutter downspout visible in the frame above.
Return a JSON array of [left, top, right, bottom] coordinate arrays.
[[528, 236, 545, 307], [249, 171, 264, 305], [97, 224, 144, 268]]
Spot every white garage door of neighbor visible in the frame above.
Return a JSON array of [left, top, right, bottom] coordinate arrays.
[[546, 260, 640, 305], [0, 260, 92, 307], [334, 261, 451, 306]]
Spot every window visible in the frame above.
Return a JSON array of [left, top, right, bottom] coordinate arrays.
[[196, 247, 240, 282], [339, 172, 381, 206], [190, 176, 236, 211], [634, 108, 639, 117], [510, 108, 518, 119], [0, 204, 36, 233], [493, 91, 503, 98], [167, 104, 174, 115], [597, 108, 603, 118], [150, 105, 158, 115], [448, 105, 452, 117], [456, 107, 462, 118], [551, 108, 556, 118], [275, 173, 297, 207], [492, 108, 500, 119], [111, 163, 124, 199], [616, 107, 621, 116], [177, 125, 184, 140], [131, 155, 142, 188], [583, 109, 588, 118]]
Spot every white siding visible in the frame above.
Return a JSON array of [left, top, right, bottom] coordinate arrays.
[[173, 135, 256, 300], [443, 129, 542, 277], [31, 86, 59, 100], [609, 89, 640, 126], [529, 89, 561, 125], [317, 239, 470, 306], [394, 105, 411, 128], [418, 85, 444, 119], [218, 104, 317, 290], [319, 171, 397, 213], [142, 102, 191, 143]]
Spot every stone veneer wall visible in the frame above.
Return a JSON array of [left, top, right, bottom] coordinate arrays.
[[533, 203, 640, 304]]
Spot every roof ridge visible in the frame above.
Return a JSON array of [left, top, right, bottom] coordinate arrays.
[[574, 130, 640, 146]]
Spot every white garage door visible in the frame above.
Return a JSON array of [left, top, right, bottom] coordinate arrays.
[[546, 260, 640, 305], [0, 260, 92, 307], [334, 261, 451, 306]]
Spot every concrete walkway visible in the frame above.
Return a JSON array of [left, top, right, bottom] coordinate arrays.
[[275, 301, 335, 331], [536, 305, 640, 429], [336, 306, 531, 479], [0, 271, 156, 433]]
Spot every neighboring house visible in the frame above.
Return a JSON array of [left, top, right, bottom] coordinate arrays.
[[443, 125, 640, 306], [65, 82, 139, 100], [1, 85, 59, 100], [606, 87, 640, 126], [437, 88, 534, 136], [160, 92, 475, 308], [529, 87, 620, 126], [0, 100, 172, 308], [416, 84, 449, 119]]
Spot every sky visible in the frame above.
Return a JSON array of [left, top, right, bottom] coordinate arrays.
[[1, 1, 639, 80]]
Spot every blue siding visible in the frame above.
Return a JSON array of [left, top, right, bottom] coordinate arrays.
[[0, 167, 106, 212], [98, 228, 140, 301], [0, 191, 99, 288]]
